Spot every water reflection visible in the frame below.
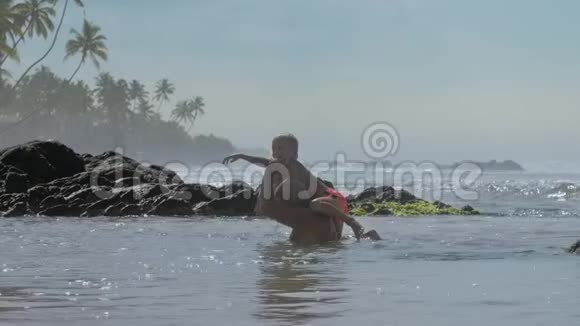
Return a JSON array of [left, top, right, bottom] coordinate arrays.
[[254, 241, 350, 326]]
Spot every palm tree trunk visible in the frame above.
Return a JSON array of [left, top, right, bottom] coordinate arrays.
[[67, 57, 84, 84], [10, 0, 71, 93]]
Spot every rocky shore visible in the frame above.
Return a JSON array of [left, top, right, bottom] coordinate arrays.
[[0, 141, 478, 218]]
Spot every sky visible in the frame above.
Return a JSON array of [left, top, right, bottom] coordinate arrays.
[[6, 0, 580, 164]]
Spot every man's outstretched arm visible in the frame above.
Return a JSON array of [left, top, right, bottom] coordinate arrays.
[[223, 154, 270, 167]]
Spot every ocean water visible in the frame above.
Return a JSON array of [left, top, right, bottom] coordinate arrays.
[[1, 169, 580, 325]]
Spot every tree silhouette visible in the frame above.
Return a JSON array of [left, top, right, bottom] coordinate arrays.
[[153, 78, 174, 113], [64, 19, 107, 83]]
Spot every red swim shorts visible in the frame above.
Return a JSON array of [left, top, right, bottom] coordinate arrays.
[[324, 187, 348, 213], [324, 187, 348, 228]]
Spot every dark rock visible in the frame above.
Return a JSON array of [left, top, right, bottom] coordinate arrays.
[[44, 172, 92, 188], [27, 186, 49, 207], [47, 186, 61, 196], [2, 202, 29, 217], [194, 189, 256, 216], [120, 204, 142, 216], [462, 205, 475, 213], [81, 153, 93, 161], [434, 201, 452, 209], [114, 177, 142, 188], [38, 204, 83, 217], [39, 195, 66, 211], [0, 193, 28, 212], [568, 240, 580, 254], [65, 187, 111, 207], [85, 151, 182, 186], [361, 203, 375, 213], [375, 187, 396, 202], [350, 186, 395, 202], [4, 172, 31, 193], [103, 203, 126, 217], [348, 186, 418, 205], [0, 141, 85, 183], [0, 162, 7, 176], [215, 181, 253, 198], [116, 184, 165, 203], [83, 193, 123, 216], [148, 197, 193, 216], [396, 189, 419, 204], [60, 184, 83, 198], [372, 207, 392, 216], [171, 183, 215, 204]]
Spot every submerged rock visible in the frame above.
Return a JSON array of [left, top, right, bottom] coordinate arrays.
[[568, 240, 580, 254]]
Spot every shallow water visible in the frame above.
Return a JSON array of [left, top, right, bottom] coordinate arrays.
[[1, 171, 580, 325]]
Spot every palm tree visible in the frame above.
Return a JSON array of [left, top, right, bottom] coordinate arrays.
[[13, 0, 56, 38], [63, 19, 107, 83], [0, 70, 11, 113], [1, 0, 56, 68], [128, 79, 147, 110], [171, 97, 206, 131], [136, 97, 154, 119], [153, 78, 174, 112], [0, 0, 20, 66], [11, 0, 84, 92], [171, 100, 193, 127], [94, 73, 130, 148], [190, 96, 205, 126]]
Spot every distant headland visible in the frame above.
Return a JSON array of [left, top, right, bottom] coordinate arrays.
[[444, 160, 525, 172]]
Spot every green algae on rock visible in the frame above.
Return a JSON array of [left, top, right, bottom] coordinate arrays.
[[346, 186, 479, 217], [349, 200, 479, 217]]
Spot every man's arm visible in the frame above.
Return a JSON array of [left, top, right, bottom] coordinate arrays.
[[223, 154, 270, 167]]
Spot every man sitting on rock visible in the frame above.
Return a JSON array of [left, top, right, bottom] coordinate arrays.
[[223, 134, 381, 244]]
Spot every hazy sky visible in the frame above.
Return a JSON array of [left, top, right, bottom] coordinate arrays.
[[7, 0, 580, 163]]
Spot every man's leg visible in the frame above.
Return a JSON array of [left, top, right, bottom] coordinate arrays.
[[309, 197, 364, 238], [265, 179, 339, 243], [310, 197, 382, 240]]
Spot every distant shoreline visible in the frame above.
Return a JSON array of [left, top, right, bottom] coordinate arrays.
[[442, 160, 525, 172]]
